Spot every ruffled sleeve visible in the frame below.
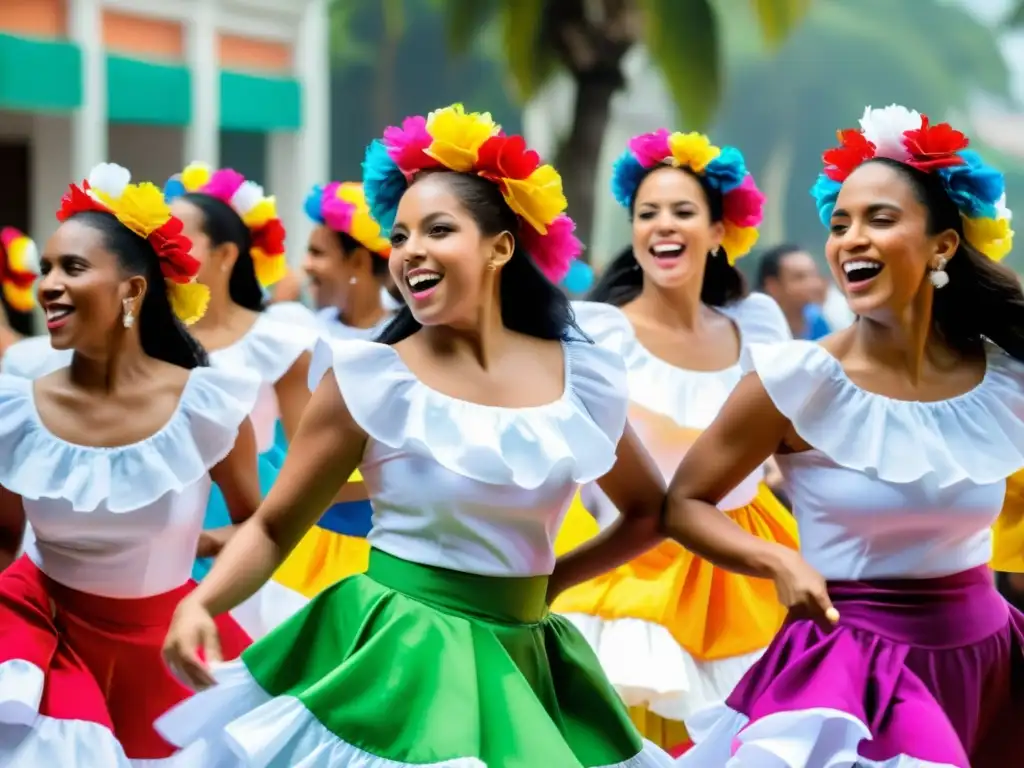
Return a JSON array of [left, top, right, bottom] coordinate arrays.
[[743, 339, 1024, 488], [0, 337, 73, 379], [308, 336, 628, 489], [211, 313, 319, 385], [570, 301, 635, 357], [0, 367, 262, 513], [723, 292, 792, 345], [264, 301, 324, 333]]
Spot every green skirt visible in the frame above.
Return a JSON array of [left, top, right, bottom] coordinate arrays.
[[156, 549, 672, 767]]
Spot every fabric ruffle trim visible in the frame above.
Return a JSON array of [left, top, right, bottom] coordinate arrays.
[[0, 367, 261, 513], [211, 311, 320, 385], [306, 337, 629, 489], [744, 339, 1024, 488]]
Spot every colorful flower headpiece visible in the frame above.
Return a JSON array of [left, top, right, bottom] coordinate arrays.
[[0, 227, 39, 313], [362, 103, 581, 283], [164, 163, 288, 286], [811, 105, 1014, 262], [57, 163, 209, 324], [610, 129, 765, 264], [304, 182, 391, 257]]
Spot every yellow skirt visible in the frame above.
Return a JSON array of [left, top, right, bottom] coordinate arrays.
[[552, 483, 798, 747], [992, 468, 1024, 573]]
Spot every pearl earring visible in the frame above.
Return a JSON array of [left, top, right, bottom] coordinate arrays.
[[929, 257, 949, 289], [122, 298, 135, 329], [349, 276, 358, 285]]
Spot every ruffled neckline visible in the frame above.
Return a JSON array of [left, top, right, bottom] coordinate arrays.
[[746, 339, 1024, 488], [573, 296, 790, 429], [308, 337, 628, 489], [210, 312, 319, 384], [0, 366, 262, 512]]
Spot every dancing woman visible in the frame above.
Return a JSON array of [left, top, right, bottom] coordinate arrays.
[[303, 180, 397, 340], [163, 166, 318, 623], [552, 130, 796, 749], [669, 105, 1023, 767], [0, 163, 259, 766], [158, 104, 675, 767]]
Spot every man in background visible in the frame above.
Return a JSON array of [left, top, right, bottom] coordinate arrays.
[[756, 243, 832, 340]]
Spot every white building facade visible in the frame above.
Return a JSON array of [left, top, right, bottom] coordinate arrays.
[[0, 0, 329, 258]]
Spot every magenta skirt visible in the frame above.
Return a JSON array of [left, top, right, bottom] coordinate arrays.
[[680, 565, 1024, 767]]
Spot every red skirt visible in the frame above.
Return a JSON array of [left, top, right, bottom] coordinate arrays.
[[0, 555, 250, 763]]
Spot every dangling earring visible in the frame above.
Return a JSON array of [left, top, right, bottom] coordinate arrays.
[[709, 247, 722, 259], [929, 257, 949, 289], [349, 276, 358, 285], [486, 262, 497, 272], [122, 298, 135, 329]]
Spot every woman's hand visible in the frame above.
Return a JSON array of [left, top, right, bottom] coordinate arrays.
[[769, 546, 839, 632], [163, 598, 222, 690]]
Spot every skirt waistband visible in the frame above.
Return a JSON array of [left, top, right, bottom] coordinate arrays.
[[367, 549, 549, 624], [825, 565, 1008, 648]]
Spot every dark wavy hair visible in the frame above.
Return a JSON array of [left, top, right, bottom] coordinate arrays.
[[869, 157, 1024, 363], [589, 165, 748, 308], [376, 171, 585, 345], [69, 210, 208, 369], [334, 230, 390, 279], [180, 193, 265, 312]]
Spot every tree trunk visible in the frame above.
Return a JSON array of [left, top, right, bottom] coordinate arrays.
[[555, 73, 620, 263]]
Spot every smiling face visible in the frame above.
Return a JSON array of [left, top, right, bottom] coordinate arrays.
[[826, 161, 958, 319], [38, 216, 145, 351], [303, 224, 349, 310], [630, 166, 725, 290], [387, 172, 512, 328]]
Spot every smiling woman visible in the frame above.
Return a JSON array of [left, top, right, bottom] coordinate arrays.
[[157, 104, 676, 768], [0, 163, 261, 766]]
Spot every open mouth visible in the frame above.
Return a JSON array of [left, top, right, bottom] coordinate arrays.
[[650, 242, 685, 264], [406, 269, 444, 300], [44, 304, 74, 330], [842, 259, 884, 287]]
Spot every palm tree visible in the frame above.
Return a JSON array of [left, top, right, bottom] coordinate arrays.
[[417, 0, 812, 257]]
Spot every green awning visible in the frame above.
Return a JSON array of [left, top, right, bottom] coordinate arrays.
[[220, 70, 301, 132], [0, 33, 81, 112]]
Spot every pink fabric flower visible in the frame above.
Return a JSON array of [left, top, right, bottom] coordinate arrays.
[[320, 182, 355, 233], [383, 116, 439, 175], [519, 214, 581, 283], [201, 169, 246, 202], [722, 175, 765, 228], [628, 129, 672, 168]]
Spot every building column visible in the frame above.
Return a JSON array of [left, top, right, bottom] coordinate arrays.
[[67, 0, 107, 180], [271, 0, 329, 266], [185, 0, 220, 166]]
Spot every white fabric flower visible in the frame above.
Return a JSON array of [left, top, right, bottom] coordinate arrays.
[[859, 104, 922, 162], [87, 163, 131, 201], [230, 181, 264, 216], [19, 240, 40, 273], [997, 193, 1013, 222]]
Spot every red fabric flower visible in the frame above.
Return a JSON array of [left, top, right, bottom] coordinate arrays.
[[150, 217, 199, 283], [903, 116, 969, 172], [476, 135, 541, 184], [252, 218, 286, 257], [822, 130, 876, 182], [56, 182, 107, 222]]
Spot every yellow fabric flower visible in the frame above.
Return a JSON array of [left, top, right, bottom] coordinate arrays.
[[242, 197, 278, 229], [3, 283, 34, 313], [167, 279, 210, 325], [668, 132, 721, 173], [96, 182, 172, 239], [425, 104, 499, 173], [963, 215, 1013, 262], [720, 223, 759, 264], [337, 183, 390, 254], [252, 249, 289, 287], [501, 164, 566, 235], [180, 162, 212, 192]]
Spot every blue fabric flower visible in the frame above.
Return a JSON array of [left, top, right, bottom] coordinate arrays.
[[562, 259, 594, 295], [704, 146, 748, 194], [610, 151, 648, 209], [810, 174, 842, 228], [303, 184, 326, 224], [938, 150, 1003, 219], [362, 140, 406, 233], [163, 175, 186, 203]]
